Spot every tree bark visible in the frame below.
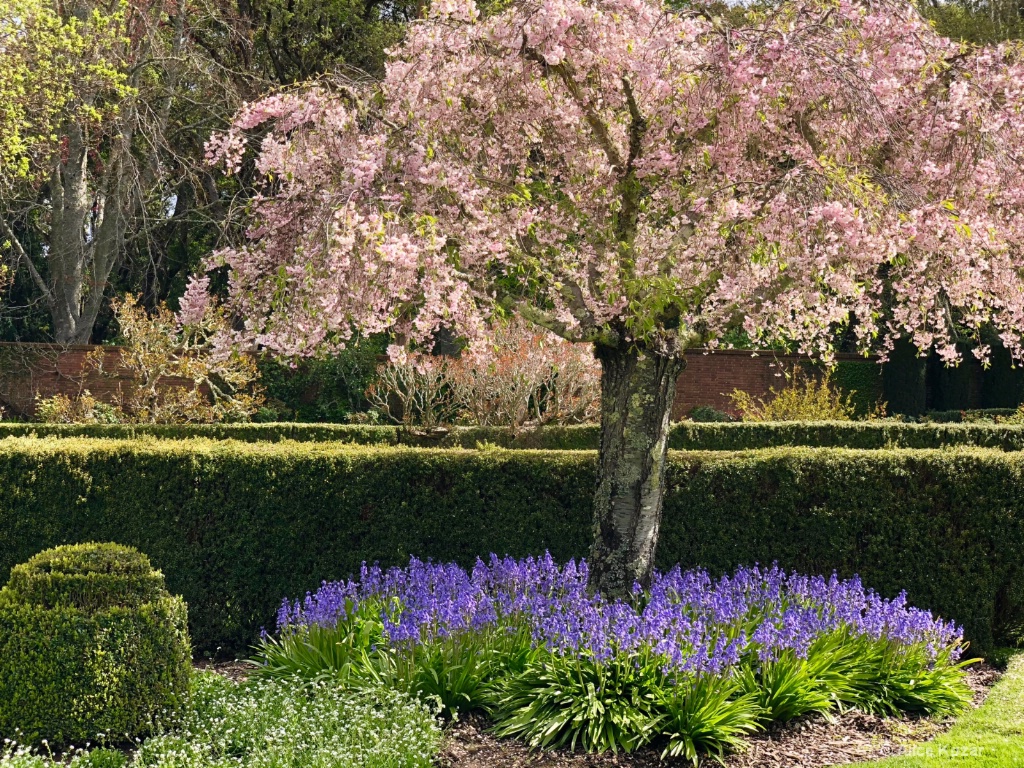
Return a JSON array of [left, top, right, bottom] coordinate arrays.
[[588, 342, 685, 598], [46, 131, 130, 344]]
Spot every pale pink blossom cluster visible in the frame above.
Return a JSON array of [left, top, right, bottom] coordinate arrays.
[[177, 275, 212, 328], [203, 0, 1024, 364]]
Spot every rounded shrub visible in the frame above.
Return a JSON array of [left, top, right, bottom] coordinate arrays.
[[0, 543, 191, 746]]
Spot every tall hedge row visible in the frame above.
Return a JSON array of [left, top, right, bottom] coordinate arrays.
[[0, 438, 1021, 656], [5, 420, 1024, 451]]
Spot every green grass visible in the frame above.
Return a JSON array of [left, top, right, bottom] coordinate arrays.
[[853, 653, 1024, 766]]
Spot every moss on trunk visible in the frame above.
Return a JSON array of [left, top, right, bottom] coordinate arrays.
[[588, 343, 684, 597]]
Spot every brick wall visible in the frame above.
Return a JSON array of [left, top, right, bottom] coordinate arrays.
[[672, 348, 878, 420], [0, 342, 873, 422], [0, 343, 193, 418]]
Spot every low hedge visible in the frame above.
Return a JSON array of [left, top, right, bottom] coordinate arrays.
[[0, 438, 1021, 657], [922, 409, 1019, 423], [6, 420, 1024, 451], [666, 421, 1024, 450]]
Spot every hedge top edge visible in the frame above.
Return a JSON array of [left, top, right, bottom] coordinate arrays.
[[4, 435, 1024, 462], [4, 420, 1024, 452]]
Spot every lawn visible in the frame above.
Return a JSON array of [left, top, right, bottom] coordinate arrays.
[[853, 653, 1024, 767]]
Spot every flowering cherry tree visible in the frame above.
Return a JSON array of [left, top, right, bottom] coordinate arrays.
[[202, 0, 1024, 595]]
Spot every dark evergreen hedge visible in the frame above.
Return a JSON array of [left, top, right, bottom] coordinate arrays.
[[5, 420, 1024, 451], [0, 438, 1020, 656]]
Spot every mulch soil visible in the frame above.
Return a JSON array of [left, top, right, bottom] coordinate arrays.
[[194, 658, 255, 684], [198, 660, 1001, 768], [436, 665, 1001, 768]]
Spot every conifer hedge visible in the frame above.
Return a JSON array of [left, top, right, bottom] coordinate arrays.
[[0, 437, 1020, 655], [4, 420, 1024, 451]]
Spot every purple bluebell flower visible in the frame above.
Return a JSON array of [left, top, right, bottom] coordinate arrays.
[[273, 556, 965, 674]]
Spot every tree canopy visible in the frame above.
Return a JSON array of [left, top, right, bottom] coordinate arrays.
[[2, 0, 1022, 344], [206, 0, 1024, 366]]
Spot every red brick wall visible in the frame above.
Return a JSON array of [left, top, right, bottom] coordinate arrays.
[[0, 342, 873, 422], [672, 348, 878, 420], [0, 343, 193, 418]]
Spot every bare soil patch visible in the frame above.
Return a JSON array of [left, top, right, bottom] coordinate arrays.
[[194, 658, 254, 683]]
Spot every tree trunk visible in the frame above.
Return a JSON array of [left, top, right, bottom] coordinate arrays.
[[46, 123, 130, 345], [48, 125, 91, 344], [588, 343, 685, 598]]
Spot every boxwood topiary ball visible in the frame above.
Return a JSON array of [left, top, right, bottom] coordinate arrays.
[[0, 542, 191, 746]]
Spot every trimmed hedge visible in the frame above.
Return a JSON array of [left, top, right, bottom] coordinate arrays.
[[7, 542, 166, 611], [0, 543, 191, 745], [923, 409, 1019, 423], [0, 438, 1021, 657], [6, 420, 1024, 451], [665, 421, 1024, 451]]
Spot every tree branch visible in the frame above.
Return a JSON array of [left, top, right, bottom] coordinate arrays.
[[616, 76, 647, 246], [496, 291, 618, 346], [521, 37, 624, 171], [794, 108, 823, 156], [622, 77, 646, 168], [0, 217, 52, 306]]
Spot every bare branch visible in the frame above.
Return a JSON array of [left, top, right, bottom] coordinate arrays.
[[0, 217, 52, 306]]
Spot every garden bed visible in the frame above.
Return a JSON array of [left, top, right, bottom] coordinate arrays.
[[2, 546, 1011, 768], [198, 661, 1000, 767], [437, 710, 938, 768], [437, 666, 999, 768], [246, 556, 988, 766]]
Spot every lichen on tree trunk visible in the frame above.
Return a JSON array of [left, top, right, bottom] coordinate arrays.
[[588, 342, 685, 598]]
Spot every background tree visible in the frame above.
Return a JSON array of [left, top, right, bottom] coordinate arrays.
[[0, 0, 260, 343], [0, 0, 426, 343], [0, 0, 114, 191], [922, 0, 1024, 42], [0, 0, 126, 340], [227, 0, 423, 83], [204, 0, 1024, 595]]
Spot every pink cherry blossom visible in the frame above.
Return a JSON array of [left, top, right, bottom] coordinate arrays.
[[204, 0, 1024, 365], [177, 275, 212, 328]]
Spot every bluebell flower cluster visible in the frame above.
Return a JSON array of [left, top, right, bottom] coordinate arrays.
[[275, 554, 964, 676]]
